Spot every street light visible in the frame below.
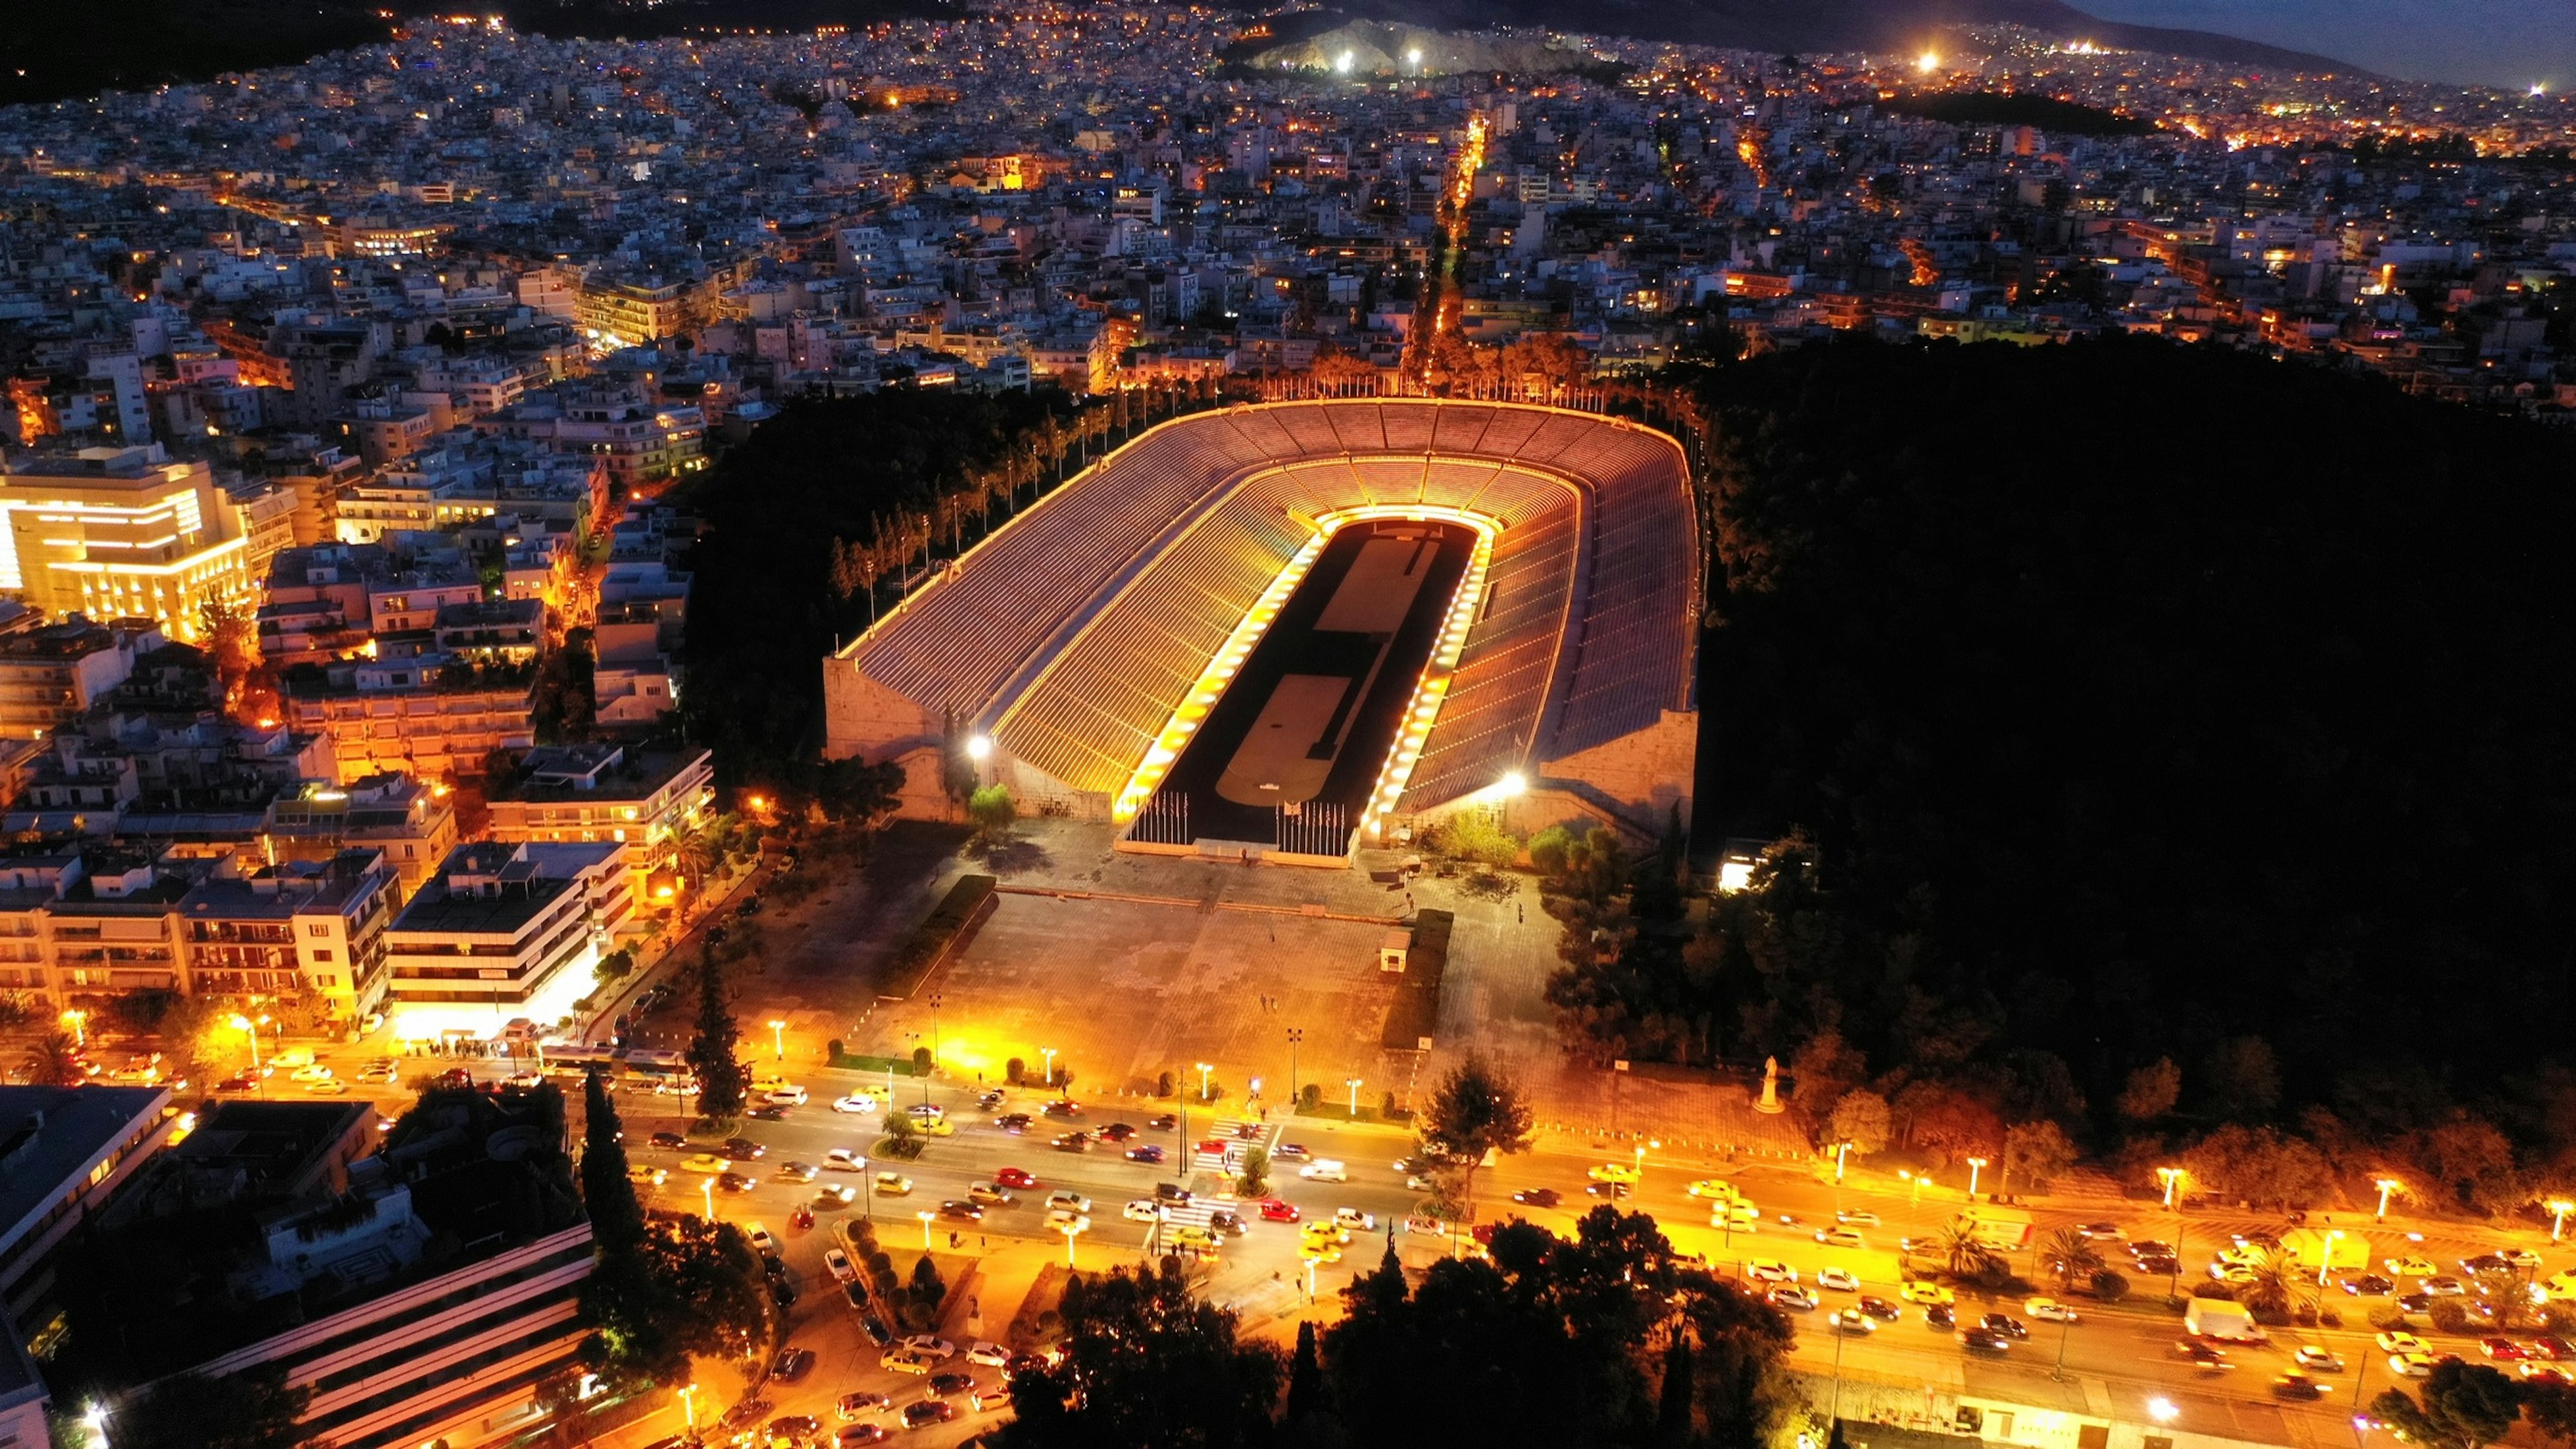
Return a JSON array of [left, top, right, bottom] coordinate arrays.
[[1286, 1027, 1302, 1106], [678, 1384, 698, 1429], [2553, 1199, 2575, 1243], [1345, 1076, 1362, 1118], [228, 1013, 262, 1071], [2374, 1177, 2402, 1221], [918, 1210, 937, 1249], [2318, 1230, 2343, 1287], [1041, 1046, 1057, 1085], [1197, 1061, 1214, 1102], [700, 1177, 714, 1221], [768, 1018, 786, 1061], [1059, 1219, 1085, 1267], [1834, 1141, 1851, 1182], [2158, 1166, 2186, 1209], [926, 993, 943, 1104], [1303, 1257, 1318, 1303], [1966, 1156, 1987, 1197], [2147, 1396, 2178, 1426], [60, 1009, 85, 1048]]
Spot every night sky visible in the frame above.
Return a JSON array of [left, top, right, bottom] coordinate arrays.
[[2080, 0, 2575, 87]]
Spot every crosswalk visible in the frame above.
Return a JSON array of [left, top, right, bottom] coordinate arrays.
[[1189, 1119, 1273, 1175]]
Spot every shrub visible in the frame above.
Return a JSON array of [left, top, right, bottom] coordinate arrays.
[[1156, 1071, 1175, 1098], [1006, 1057, 1025, 1085], [2319, 1308, 2343, 1329], [912, 1046, 934, 1073], [2189, 1282, 2237, 1301], [1380, 1091, 1400, 1118], [2429, 1299, 2472, 1334], [2545, 1305, 2576, 1335], [2091, 1270, 2129, 1302], [1300, 1083, 1322, 1110], [827, 1037, 844, 1061], [2367, 1304, 2409, 1330]]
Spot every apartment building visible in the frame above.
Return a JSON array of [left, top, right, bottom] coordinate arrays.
[[284, 656, 535, 784], [0, 445, 256, 643], [383, 840, 627, 1022], [0, 617, 159, 739], [484, 743, 713, 910], [262, 773, 460, 894], [176, 850, 399, 1029]]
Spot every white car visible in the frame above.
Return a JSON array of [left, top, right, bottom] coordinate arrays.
[[826, 1147, 865, 1171], [2295, 1346, 2346, 1373], [826, 1248, 859, 1283], [1747, 1258, 1797, 1284], [1815, 1228, 1867, 1249], [747, 1226, 777, 1256], [288, 1064, 334, 1082], [965, 1341, 1011, 1368], [1124, 1199, 1166, 1223], [901, 1335, 955, 1357], [2026, 1297, 2078, 1324], [1046, 1191, 1093, 1215], [765, 1086, 808, 1106], [1818, 1267, 1862, 1292], [1299, 1160, 1348, 1183], [1828, 1308, 1878, 1334], [2390, 1352, 2436, 1379], [1334, 1208, 1378, 1232], [1046, 1209, 1091, 1233], [2375, 1330, 2427, 1354], [907, 1104, 945, 1124], [833, 1093, 881, 1114], [1835, 1210, 1882, 1227]]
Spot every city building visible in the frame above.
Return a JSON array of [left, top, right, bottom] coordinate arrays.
[[0, 617, 160, 741], [484, 743, 713, 908], [0, 446, 257, 644], [261, 773, 460, 894], [382, 839, 628, 1033], [282, 655, 536, 784], [176, 849, 400, 1030]]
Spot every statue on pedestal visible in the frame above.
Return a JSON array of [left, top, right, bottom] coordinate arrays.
[[1754, 1055, 1784, 1114]]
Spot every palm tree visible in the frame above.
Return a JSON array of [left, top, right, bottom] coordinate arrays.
[[21, 1030, 80, 1087], [2235, 1246, 2293, 1317], [1932, 1224, 2004, 1281], [2041, 1228, 2105, 1292]]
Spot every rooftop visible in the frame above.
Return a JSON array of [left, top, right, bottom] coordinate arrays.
[[0, 1085, 174, 1263], [488, 742, 709, 804]]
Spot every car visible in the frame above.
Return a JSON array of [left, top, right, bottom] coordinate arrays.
[[1960, 1328, 2010, 1353], [1099, 1122, 1138, 1143], [1006, 1352, 1055, 1376], [1046, 1208, 1091, 1233], [1900, 1281, 1954, 1305], [915, 1118, 957, 1138], [902, 1334, 955, 1356], [840, 1390, 894, 1420], [1829, 1307, 1878, 1334], [2175, 1341, 2232, 1369], [967, 1183, 1016, 1205], [1303, 1220, 1352, 1246], [2135, 1256, 2182, 1278], [767, 1086, 808, 1106], [2390, 1352, 2437, 1379], [1714, 1208, 1758, 1233], [1147, 1113, 1179, 1130], [815, 1184, 859, 1208], [358, 1063, 399, 1083], [908, 1103, 945, 1124], [2424, 1275, 2469, 1296], [2210, 1263, 2257, 1285], [927, 1371, 975, 1398], [650, 1130, 687, 1150], [901, 1400, 959, 1431], [628, 1165, 667, 1187], [1196, 1138, 1230, 1157], [1836, 1209, 1882, 1226], [303, 1080, 351, 1095], [288, 1064, 334, 1082], [958, 1340, 1012, 1369], [834, 1093, 881, 1114], [1300, 1159, 1349, 1182], [2387, 1256, 2437, 1277], [824, 1148, 867, 1173], [718, 1171, 757, 1193], [770, 1352, 815, 1385], [1301, 1240, 1345, 1264], [1818, 1267, 1862, 1293], [213, 1073, 258, 1093], [2506, 1248, 2546, 1271], [1047, 1191, 1093, 1215], [2377, 1331, 2428, 1353], [1686, 1179, 1736, 1199], [2537, 1338, 2576, 1362], [1587, 1181, 1632, 1200], [1980, 1314, 2028, 1340], [1258, 1198, 1301, 1222], [775, 1160, 820, 1183], [1815, 1228, 1867, 1250], [996, 1167, 1039, 1189], [1746, 1258, 1796, 1284], [1269, 1139, 1307, 1159], [826, 1248, 859, 1283], [2271, 1373, 2329, 1400], [2343, 1274, 2396, 1297], [1171, 1225, 1220, 1252], [1925, 1303, 1957, 1330], [790, 1205, 816, 1231], [977, 1089, 1007, 1108], [939, 1200, 985, 1222], [2076, 1222, 2123, 1240], [1126, 1145, 1167, 1165], [860, 1315, 894, 1347], [1852, 1294, 1900, 1321], [2294, 1346, 2347, 1373], [680, 1152, 729, 1174], [1124, 1199, 1165, 1223], [2463, 1254, 2516, 1275], [2128, 1239, 2175, 1259], [838, 1425, 892, 1446], [995, 1113, 1033, 1134], [1768, 1285, 1819, 1311], [722, 1137, 766, 1160], [748, 1226, 779, 1256], [875, 1171, 914, 1195], [2398, 1291, 2435, 1313], [1513, 1187, 1562, 1208], [1587, 1162, 1640, 1185], [1335, 1208, 1379, 1232], [2027, 1297, 2078, 1324], [1053, 1132, 1090, 1152], [2483, 1337, 2532, 1360]]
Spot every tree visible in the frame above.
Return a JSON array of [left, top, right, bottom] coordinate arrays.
[[1416, 1053, 1536, 1208], [2372, 1358, 2524, 1449], [2000, 1120, 2078, 1194], [109, 1366, 317, 1449], [967, 784, 1016, 843], [21, 1030, 79, 1087], [2203, 1036, 2282, 1117], [580, 1070, 646, 1254], [1929, 1224, 2004, 1282], [1826, 1089, 1891, 1157], [1787, 1030, 1869, 1125], [1527, 825, 1574, 879], [580, 1216, 771, 1387], [687, 953, 747, 1120], [2118, 1057, 2182, 1125], [2039, 1228, 2104, 1292], [1004, 1258, 1284, 1448], [1440, 813, 1521, 870], [1239, 1144, 1271, 1198]]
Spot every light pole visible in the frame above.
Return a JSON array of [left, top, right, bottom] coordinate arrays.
[[700, 1177, 715, 1221], [1834, 1141, 1851, 1183], [2051, 1311, 2074, 1383], [967, 734, 991, 786], [768, 1018, 786, 1061], [678, 1383, 698, 1430], [1303, 1257, 1318, 1303], [2553, 1199, 2575, 1243], [919, 1210, 936, 1250], [1197, 1061, 1214, 1102], [1966, 1156, 1987, 1198], [859, 1157, 873, 1221], [2320, 1230, 2343, 1287], [1286, 1027, 1302, 1107], [1041, 1046, 1057, 1087], [2374, 1177, 2400, 1222], [1059, 1220, 1084, 1267], [60, 1009, 85, 1048], [229, 1014, 262, 1072], [926, 993, 943, 1104], [2158, 1166, 2186, 1210]]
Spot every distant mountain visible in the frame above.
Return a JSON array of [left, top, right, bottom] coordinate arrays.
[[1294, 0, 2366, 76]]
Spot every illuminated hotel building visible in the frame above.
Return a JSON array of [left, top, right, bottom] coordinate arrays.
[[0, 445, 255, 643]]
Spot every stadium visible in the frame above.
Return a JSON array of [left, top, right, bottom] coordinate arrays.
[[822, 399, 1701, 864]]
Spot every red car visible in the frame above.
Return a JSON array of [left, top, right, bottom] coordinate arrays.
[[1197, 1139, 1230, 1157], [995, 1167, 1038, 1189], [2482, 1338, 2531, 1361], [1258, 1198, 1301, 1223]]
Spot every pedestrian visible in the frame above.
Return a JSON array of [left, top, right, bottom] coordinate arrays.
[[949, 1231, 961, 1249], [1517, 901, 1524, 923], [979, 1236, 987, 1249]]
